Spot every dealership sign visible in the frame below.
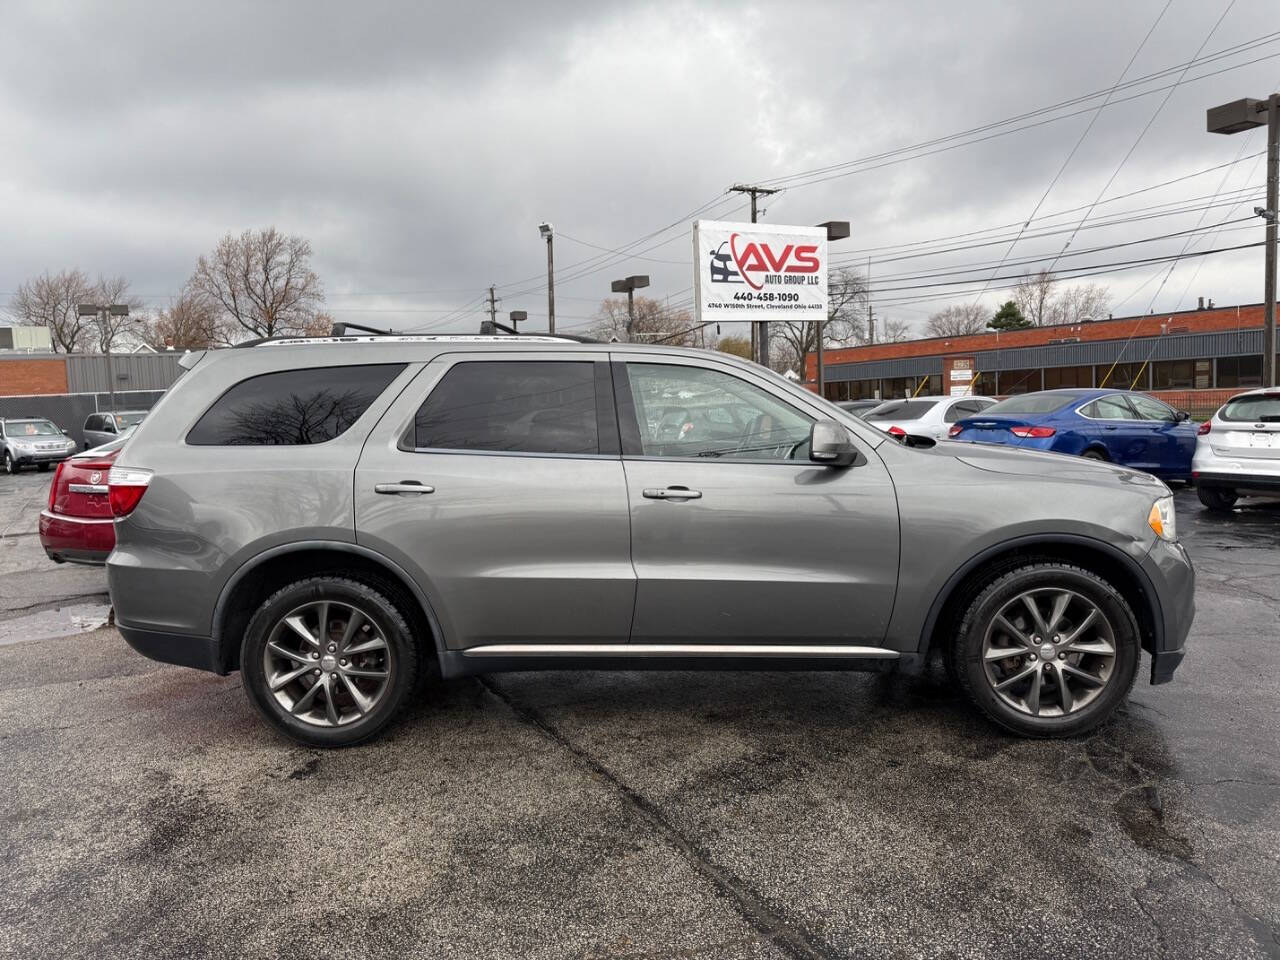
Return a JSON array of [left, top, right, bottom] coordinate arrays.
[[693, 220, 828, 323]]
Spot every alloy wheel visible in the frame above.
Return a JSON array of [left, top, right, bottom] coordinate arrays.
[[981, 588, 1116, 718], [263, 600, 393, 728]]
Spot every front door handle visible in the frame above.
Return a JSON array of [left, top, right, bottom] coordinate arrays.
[[1104, 425, 1118, 431], [642, 486, 702, 501], [374, 481, 435, 496]]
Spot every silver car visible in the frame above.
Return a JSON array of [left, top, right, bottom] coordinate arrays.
[[1, 417, 77, 474], [82, 410, 147, 449], [1192, 387, 1280, 510], [105, 335, 1194, 747]]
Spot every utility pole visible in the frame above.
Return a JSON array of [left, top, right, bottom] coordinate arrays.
[[866, 255, 875, 344], [486, 285, 500, 326], [729, 183, 779, 366], [1207, 94, 1280, 386], [539, 222, 556, 334]]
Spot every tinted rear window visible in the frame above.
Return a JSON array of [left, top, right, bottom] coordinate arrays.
[[1220, 393, 1280, 422], [414, 360, 600, 455], [864, 400, 938, 421], [187, 364, 406, 445], [983, 393, 1081, 415]]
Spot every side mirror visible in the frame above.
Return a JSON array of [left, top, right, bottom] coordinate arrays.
[[809, 419, 857, 467], [1174, 410, 1190, 422], [61, 429, 70, 436]]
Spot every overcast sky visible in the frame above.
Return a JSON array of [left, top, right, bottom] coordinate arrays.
[[1, 0, 1277, 339]]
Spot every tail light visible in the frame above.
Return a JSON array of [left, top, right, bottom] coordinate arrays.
[[887, 425, 907, 440], [1010, 426, 1056, 438], [948, 424, 963, 438], [47, 461, 66, 511], [107, 466, 152, 517], [1197, 421, 1211, 435]]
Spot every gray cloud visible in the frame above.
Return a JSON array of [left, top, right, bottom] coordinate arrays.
[[1, 0, 1276, 338]]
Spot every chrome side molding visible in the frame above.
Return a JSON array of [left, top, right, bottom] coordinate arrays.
[[461, 643, 899, 659]]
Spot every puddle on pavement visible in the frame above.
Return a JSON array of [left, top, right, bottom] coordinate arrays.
[[0, 602, 112, 646]]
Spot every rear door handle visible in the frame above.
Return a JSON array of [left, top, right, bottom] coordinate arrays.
[[642, 486, 702, 501], [374, 481, 434, 496]]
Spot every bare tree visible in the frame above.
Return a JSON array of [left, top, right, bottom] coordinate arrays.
[[1055, 282, 1111, 325], [715, 335, 751, 359], [1011, 270, 1056, 326], [879, 317, 914, 343], [87, 274, 146, 352], [588, 296, 697, 345], [925, 302, 988, 338], [8, 269, 93, 352], [141, 283, 225, 350], [190, 227, 324, 341], [1011, 270, 1111, 327], [771, 267, 868, 374]]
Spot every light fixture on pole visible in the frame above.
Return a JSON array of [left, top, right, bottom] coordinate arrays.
[[1208, 94, 1279, 386], [508, 310, 527, 333], [812, 222, 851, 399], [538, 222, 556, 334], [609, 275, 650, 340], [78, 303, 129, 416]]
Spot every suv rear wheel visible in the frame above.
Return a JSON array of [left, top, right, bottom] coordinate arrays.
[[1197, 486, 1237, 512], [952, 562, 1139, 737], [241, 577, 421, 747]]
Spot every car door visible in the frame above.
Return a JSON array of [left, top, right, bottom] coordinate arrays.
[[614, 354, 900, 645], [83, 415, 104, 449], [354, 353, 635, 649], [1080, 394, 1154, 468], [1127, 394, 1195, 477]]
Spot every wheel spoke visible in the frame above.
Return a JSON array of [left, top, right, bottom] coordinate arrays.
[[341, 666, 388, 679], [1065, 639, 1115, 657], [270, 664, 315, 690], [339, 610, 365, 652], [1061, 609, 1099, 644], [284, 615, 319, 648], [993, 663, 1037, 691], [343, 637, 387, 657], [267, 640, 310, 663], [1054, 663, 1074, 713], [316, 602, 331, 646], [1046, 592, 1071, 636], [323, 676, 340, 726], [1025, 668, 1043, 715], [1062, 664, 1106, 688], [993, 614, 1032, 647], [1021, 594, 1050, 637], [339, 673, 374, 714], [984, 646, 1026, 662], [291, 675, 324, 714]]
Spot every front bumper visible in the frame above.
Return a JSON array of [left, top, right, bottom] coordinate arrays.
[[1141, 537, 1195, 685], [12, 450, 73, 465], [38, 510, 115, 564]]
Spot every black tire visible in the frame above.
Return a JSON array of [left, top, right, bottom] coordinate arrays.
[[1197, 486, 1237, 512], [241, 577, 422, 747], [952, 562, 1140, 738], [2, 451, 16, 475], [1081, 448, 1108, 461]]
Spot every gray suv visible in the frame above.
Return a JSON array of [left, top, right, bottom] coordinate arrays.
[[2, 417, 77, 473], [106, 335, 1194, 746]]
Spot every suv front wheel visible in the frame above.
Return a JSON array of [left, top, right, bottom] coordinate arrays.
[[952, 563, 1140, 737], [241, 577, 421, 747]]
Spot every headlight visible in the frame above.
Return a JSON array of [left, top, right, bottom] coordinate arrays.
[[1148, 495, 1177, 542]]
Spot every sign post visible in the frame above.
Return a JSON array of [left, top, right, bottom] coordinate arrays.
[[693, 220, 828, 370]]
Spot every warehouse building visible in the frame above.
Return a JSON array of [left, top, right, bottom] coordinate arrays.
[[807, 302, 1271, 417]]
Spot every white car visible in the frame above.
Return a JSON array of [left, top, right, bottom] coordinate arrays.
[[1192, 387, 1280, 511], [863, 395, 997, 441]]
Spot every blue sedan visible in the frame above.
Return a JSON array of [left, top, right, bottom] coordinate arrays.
[[948, 388, 1200, 480]]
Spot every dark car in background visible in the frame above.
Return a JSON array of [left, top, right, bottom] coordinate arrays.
[[40, 429, 134, 564], [82, 410, 147, 449], [949, 388, 1199, 480], [1, 417, 77, 474]]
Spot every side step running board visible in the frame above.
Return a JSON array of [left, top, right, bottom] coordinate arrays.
[[461, 644, 899, 659]]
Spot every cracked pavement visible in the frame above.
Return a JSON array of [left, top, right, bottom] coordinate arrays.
[[1, 468, 1277, 959]]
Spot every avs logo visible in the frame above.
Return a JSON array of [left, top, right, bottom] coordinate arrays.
[[708, 234, 821, 291]]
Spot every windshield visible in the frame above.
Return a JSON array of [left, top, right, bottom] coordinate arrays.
[[983, 393, 1081, 415], [7, 419, 61, 436], [114, 412, 147, 427], [865, 399, 938, 421], [1220, 393, 1280, 423]]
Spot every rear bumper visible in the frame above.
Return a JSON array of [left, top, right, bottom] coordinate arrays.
[[39, 510, 115, 564], [117, 624, 221, 673], [1141, 537, 1195, 685], [1193, 471, 1280, 492]]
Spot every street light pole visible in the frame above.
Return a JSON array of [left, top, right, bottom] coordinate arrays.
[[1208, 94, 1279, 386], [538, 222, 556, 334], [610, 275, 650, 341], [814, 222, 851, 399], [77, 303, 129, 417]]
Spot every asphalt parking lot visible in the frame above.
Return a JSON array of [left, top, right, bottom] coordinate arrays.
[[1, 468, 1277, 960]]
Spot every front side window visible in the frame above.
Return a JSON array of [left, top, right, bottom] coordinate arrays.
[[413, 360, 600, 455], [1128, 395, 1176, 422], [1081, 396, 1136, 420], [625, 362, 812, 460], [187, 364, 406, 445]]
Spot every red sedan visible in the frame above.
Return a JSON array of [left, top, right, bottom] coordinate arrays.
[[39, 433, 131, 564]]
